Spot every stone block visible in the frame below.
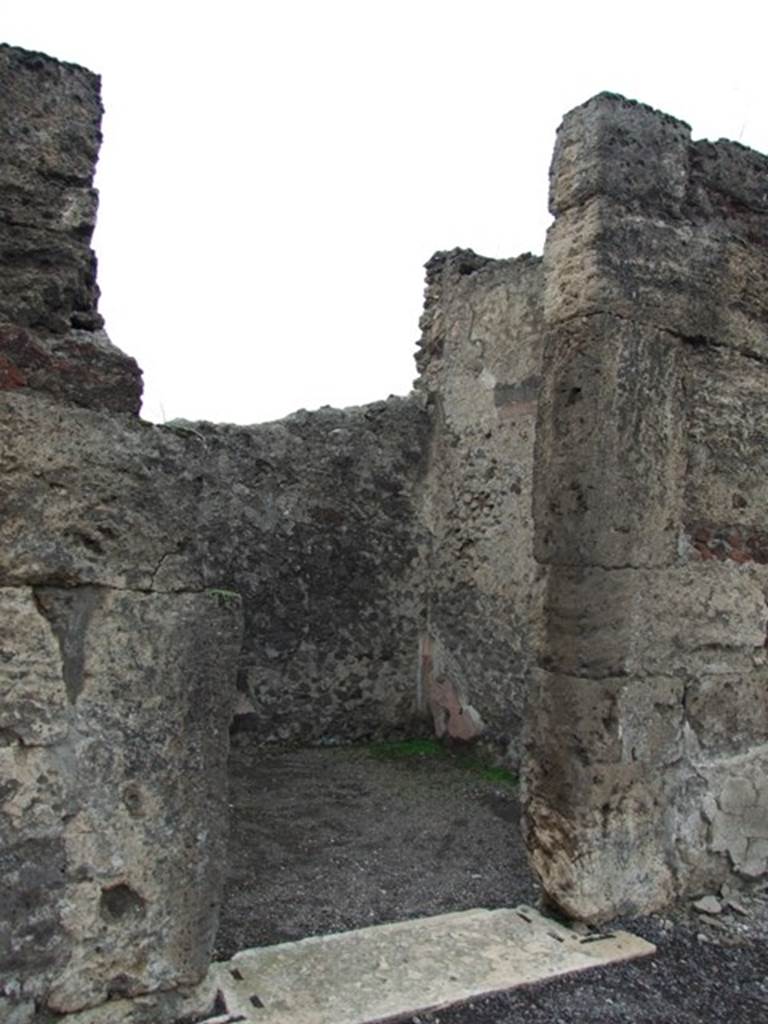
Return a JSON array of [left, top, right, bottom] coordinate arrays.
[[545, 198, 768, 359], [549, 93, 691, 217], [533, 314, 685, 569], [685, 670, 768, 757], [542, 564, 768, 678], [0, 392, 203, 590], [0, 585, 243, 1015], [683, 345, 768, 537], [522, 667, 690, 920]]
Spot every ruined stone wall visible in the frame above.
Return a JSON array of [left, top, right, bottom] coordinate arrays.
[[0, 45, 141, 414], [416, 249, 544, 762], [0, 47, 245, 1024], [4, 38, 768, 1023], [0, 45, 431, 1023], [184, 399, 430, 747], [524, 93, 768, 920]]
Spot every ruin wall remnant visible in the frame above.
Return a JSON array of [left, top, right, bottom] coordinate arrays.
[[0, 44, 431, 1023], [525, 93, 768, 919], [416, 248, 544, 760], [2, 41, 768, 1023]]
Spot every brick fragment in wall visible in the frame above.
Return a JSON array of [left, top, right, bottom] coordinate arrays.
[[686, 524, 768, 565], [0, 324, 142, 414]]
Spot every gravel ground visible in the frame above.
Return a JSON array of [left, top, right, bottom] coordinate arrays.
[[215, 739, 768, 1023]]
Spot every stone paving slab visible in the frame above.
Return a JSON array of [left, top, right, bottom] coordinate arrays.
[[204, 905, 656, 1024]]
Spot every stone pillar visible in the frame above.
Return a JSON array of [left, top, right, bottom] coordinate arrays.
[[0, 44, 142, 413], [525, 94, 768, 920], [0, 46, 244, 1023]]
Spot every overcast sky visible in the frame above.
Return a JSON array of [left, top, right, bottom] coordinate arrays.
[[4, 2, 767, 424]]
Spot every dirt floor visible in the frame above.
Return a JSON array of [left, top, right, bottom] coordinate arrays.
[[215, 738, 768, 1024]]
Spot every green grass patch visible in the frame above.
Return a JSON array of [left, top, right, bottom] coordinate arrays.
[[368, 737, 448, 761], [477, 765, 518, 788], [367, 737, 518, 788]]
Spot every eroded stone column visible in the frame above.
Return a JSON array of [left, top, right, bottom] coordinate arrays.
[[0, 46, 244, 1024], [525, 94, 768, 920]]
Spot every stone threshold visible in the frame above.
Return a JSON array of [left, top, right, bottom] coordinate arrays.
[[203, 905, 656, 1024]]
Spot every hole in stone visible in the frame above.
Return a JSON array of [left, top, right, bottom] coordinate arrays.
[[106, 973, 134, 999], [122, 784, 144, 817], [99, 883, 146, 922], [230, 967, 244, 981], [250, 994, 265, 1008]]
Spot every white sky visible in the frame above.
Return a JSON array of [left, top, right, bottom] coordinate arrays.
[[4, 1, 768, 425]]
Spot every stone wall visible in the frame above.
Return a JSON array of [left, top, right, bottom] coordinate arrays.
[[0, 46, 245, 1024], [0, 44, 431, 1022], [3, 40, 768, 1023], [524, 93, 768, 921], [416, 248, 544, 761], [182, 399, 430, 747], [0, 44, 141, 413]]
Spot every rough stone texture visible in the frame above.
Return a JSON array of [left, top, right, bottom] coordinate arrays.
[[525, 90, 768, 921], [0, 585, 243, 1018], [0, 391, 205, 592], [0, 386, 429, 1019], [545, 93, 768, 361], [193, 401, 431, 746], [541, 563, 768, 680], [533, 313, 685, 569], [4, 40, 768, 1017], [683, 343, 768, 545], [0, 387, 430, 746], [416, 249, 545, 763], [0, 45, 142, 412]]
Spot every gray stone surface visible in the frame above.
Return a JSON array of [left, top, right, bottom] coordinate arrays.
[[533, 313, 685, 570], [0, 387, 431, 746], [199, 399, 431, 746], [0, 44, 142, 412], [3, 44, 768, 1018], [210, 906, 654, 1024], [526, 90, 768, 921], [0, 586, 243, 1017], [416, 249, 545, 762], [683, 344, 768, 541], [545, 94, 768, 361]]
